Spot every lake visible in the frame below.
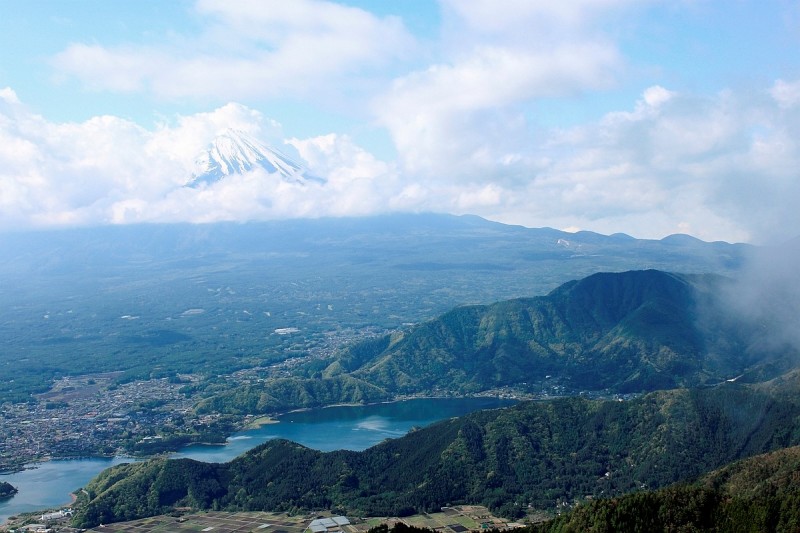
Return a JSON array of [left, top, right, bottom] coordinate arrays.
[[0, 396, 515, 523], [0, 456, 131, 524]]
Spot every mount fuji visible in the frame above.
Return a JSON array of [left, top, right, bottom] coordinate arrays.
[[186, 129, 324, 188]]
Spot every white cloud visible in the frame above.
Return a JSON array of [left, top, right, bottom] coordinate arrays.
[[289, 133, 392, 185], [374, 0, 625, 181], [0, 87, 21, 105], [51, 0, 416, 102], [770, 79, 800, 109], [495, 85, 800, 242], [4, 63, 800, 244], [0, 95, 402, 228], [370, 81, 800, 243], [52, 45, 166, 93], [642, 85, 675, 107], [0, 109, 177, 227], [440, 0, 642, 34]]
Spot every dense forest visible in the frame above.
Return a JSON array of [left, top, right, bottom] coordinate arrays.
[[73, 376, 800, 528], [532, 445, 800, 532], [370, 470, 800, 533], [195, 374, 389, 415]]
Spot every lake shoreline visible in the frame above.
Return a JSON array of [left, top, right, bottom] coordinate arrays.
[[1, 397, 518, 525], [0, 451, 129, 476], [2, 394, 515, 472]]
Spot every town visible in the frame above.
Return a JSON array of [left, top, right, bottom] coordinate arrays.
[[0, 326, 391, 473], [0, 374, 200, 473]]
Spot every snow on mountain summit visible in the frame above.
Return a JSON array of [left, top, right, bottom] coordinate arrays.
[[186, 129, 323, 188]]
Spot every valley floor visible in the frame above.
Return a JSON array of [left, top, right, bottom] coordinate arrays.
[[61, 506, 523, 533]]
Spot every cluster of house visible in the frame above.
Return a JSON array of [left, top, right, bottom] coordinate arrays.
[[39, 508, 73, 522], [7, 509, 74, 533]]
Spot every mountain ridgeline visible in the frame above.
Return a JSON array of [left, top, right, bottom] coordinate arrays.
[[0, 214, 750, 402], [339, 270, 795, 393], [341, 270, 707, 393], [73, 375, 800, 527], [199, 270, 797, 414]]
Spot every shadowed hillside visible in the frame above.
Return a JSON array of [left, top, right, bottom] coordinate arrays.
[[533, 445, 800, 532]]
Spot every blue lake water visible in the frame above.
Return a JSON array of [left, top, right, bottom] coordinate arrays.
[[0, 396, 515, 523], [0, 456, 131, 524]]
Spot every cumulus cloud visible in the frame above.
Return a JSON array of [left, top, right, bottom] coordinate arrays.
[[770, 79, 800, 109], [357, 2, 799, 243], [373, 0, 628, 181], [0, 95, 400, 228], [500, 84, 800, 242], [289, 133, 392, 186], [373, 80, 800, 243], [439, 0, 642, 35], [51, 0, 415, 102], [0, 98, 179, 227]]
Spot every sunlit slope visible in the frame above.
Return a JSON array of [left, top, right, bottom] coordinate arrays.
[[199, 269, 800, 415], [327, 270, 795, 394]]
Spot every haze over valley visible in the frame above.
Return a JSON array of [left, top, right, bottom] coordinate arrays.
[[2, 1, 800, 531]]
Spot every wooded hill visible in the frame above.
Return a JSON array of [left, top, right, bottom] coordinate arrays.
[[0, 481, 17, 499], [532, 444, 800, 532], [198, 270, 797, 414], [73, 373, 800, 528]]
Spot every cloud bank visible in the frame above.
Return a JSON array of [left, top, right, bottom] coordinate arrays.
[[2, 77, 799, 243], [1, 1, 798, 244]]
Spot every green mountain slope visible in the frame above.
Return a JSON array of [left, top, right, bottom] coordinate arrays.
[[323, 270, 794, 396], [73, 380, 800, 527], [533, 445, 800, 532], [194, 374, 389, 415], [195, 269, 798, 415]]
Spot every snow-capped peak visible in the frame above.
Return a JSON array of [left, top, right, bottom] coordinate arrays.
[[186, 129, 323, 188]]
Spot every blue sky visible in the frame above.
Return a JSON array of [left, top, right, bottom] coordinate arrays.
[[1, 0, 799, 243]]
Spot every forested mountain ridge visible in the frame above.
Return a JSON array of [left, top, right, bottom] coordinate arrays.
[[73, 379, 800, 527], [532, 444, 800, 532], [344, 270, 707, 393], [202, 270, 797, 414], [338, 269, 796, 393]]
